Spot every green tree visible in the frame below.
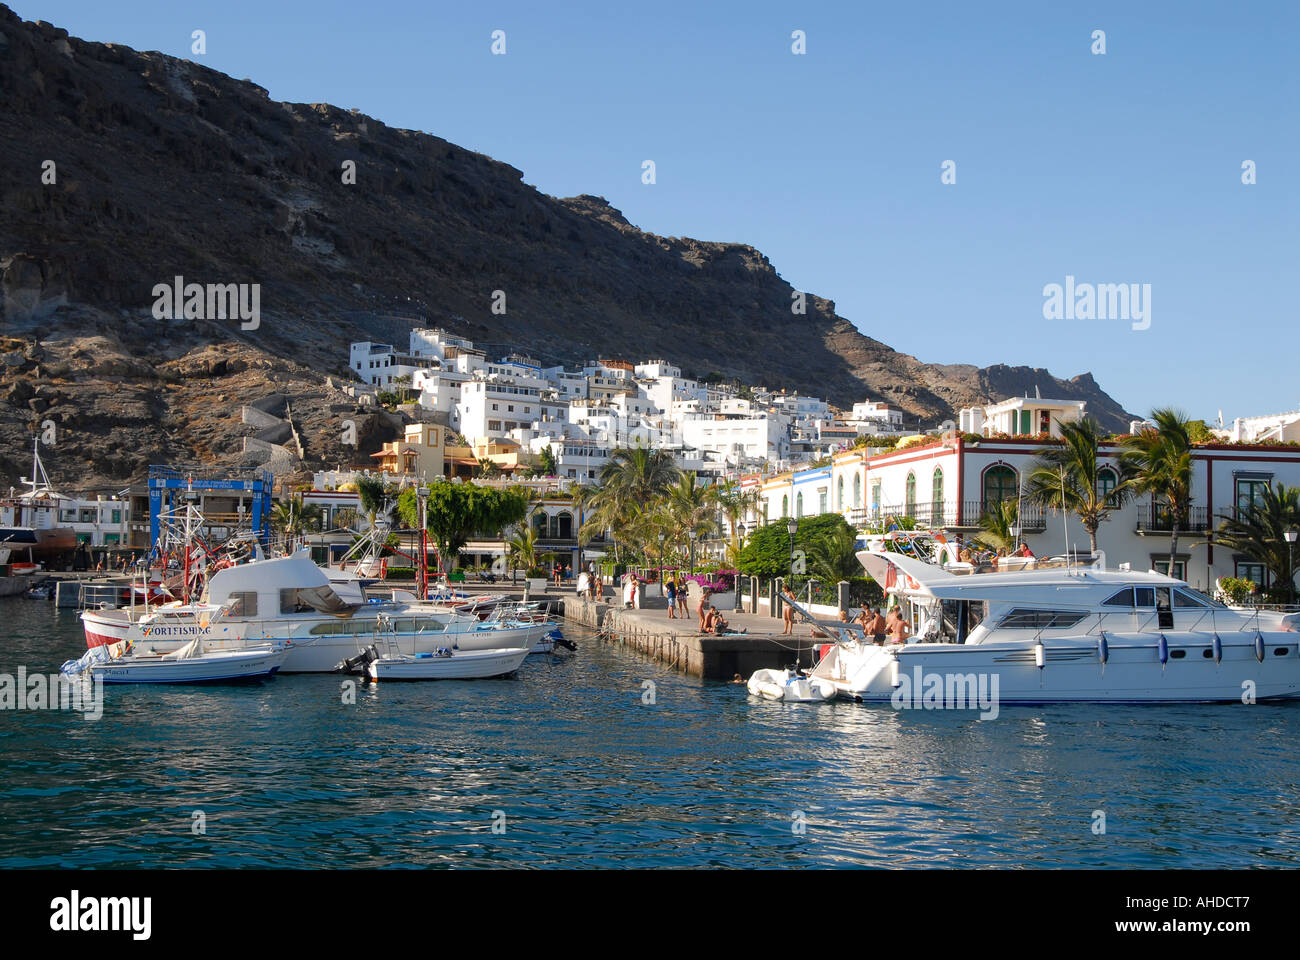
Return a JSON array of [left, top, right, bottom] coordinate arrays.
[[271, 496, 323, 544], [1122, 408, 1195, 572], [1024, 417, 1135, 554], [976, 498, 1018, 554], [1213, 483, 1300, 603], [805, 524, 862, 584], [737, 513, 853, 579], [397, 481, 530, 569], [538, 446, 558, 476], [507, 527, 541, 576], [666, 473, 721, 573]]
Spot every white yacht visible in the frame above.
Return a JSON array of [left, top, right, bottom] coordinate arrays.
[[81, 551, 557, 672], [806, 550, 1300, 705]]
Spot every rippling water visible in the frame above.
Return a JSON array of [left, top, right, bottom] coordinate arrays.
[[2, 596, 1299, 868]]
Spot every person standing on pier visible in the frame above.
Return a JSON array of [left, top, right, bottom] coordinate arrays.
[[781, 584, 796, 636], [665, 575, 678, 618], [675, 575, 690, 619]]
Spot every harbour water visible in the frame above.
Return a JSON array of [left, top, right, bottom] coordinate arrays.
[[2, 597, 1299, 869]]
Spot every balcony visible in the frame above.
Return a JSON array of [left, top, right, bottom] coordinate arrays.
[[1135, 504, 1210, 534]]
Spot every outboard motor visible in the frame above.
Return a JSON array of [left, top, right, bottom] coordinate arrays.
[[336, 645, 379, 675]]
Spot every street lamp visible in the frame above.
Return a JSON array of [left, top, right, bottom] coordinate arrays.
[[1286, 526, 1298, 605], [787, 517, 798, 577]]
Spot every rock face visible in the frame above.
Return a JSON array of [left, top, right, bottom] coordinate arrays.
[[0, 5, 1136, 489]]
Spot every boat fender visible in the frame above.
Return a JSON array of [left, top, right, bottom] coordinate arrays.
[[1212, 633, 1223, 665], [1034, 642, 1045, 670], [889, 658, 900, 688], [1255, 633, 1266, 663], [1158, 634, 1169, 666], [1097, 633, 1109, 666]]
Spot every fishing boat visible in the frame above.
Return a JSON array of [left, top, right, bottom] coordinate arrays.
[[60, 637, 288, 684], [801, 549, 1300, 704], [0, 440, 76, 565]]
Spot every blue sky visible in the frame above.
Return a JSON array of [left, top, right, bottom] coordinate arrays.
[[15, 0, 1298, 422]]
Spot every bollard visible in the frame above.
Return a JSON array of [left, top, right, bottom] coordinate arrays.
[[774, 577, 784, 619], [837, 580, 850, 617]]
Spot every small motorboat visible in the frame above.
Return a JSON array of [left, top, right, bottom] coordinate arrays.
[[747, 668, 836, 703], [25, 579, 54, 600], [60, 637, 289, 684], [340, 643, 529, 681]]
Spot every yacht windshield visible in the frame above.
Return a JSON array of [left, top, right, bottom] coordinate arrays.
[[1176, 586, 1227, 609]]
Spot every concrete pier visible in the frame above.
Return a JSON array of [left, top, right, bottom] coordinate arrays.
[[559, 589, 828, 680]]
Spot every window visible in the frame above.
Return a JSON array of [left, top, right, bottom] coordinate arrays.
[[1236, 561, 1267, 587], [1097, 468, 1118, 504], [1236, 477, 1271, 514], [782, 494, 789, 517], [837, 476, 844, 510], [1135, 588, 1155, 607], [227, 592, 257, 616], [905, 472, 916, 516], [932, 468, 944, 511], [1152, 560, 1187, 580], [1174, 589, 1207, 608], [998, 609, 1089, 630], [983, 465, 1018, 507], [1103, 589, 1134, 607], [854, 474, 862, 508], [818, 490, 828, 514], [871, 481, 881, 514], [1019, 410, 1032, 435], [796, 493, 804, 517]]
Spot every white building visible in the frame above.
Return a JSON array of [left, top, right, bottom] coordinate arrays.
[[960, 396, 1087, 438]]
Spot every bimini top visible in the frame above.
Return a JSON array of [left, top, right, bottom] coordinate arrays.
[[202, 550, 358, 616], [856, 549, 1189, 606]]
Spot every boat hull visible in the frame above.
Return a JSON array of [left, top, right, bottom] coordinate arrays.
[[815, 633, 1300, 704], [367, 646, 529, 680], [86, 647, 287, 684]]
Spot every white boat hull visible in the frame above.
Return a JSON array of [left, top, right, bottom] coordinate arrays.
[[815, 633, 1300, 704], [85, 646, 287, 684], [747, 668, 836, 703], [367, 646, 529, 680], [84, 610, 558, 673]]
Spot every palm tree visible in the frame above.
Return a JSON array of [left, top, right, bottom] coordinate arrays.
[[805, 525, 861, 584], [1214, 483, 1300, 603], [717, 481, 761, 565], [1122, 408, 1195, 572], [666, 473, 721, 573], [354, 475, 393, 529], [1024, 418, 1134, 554], [506, 527, 541, 576], [271, 496, 323, 548], [977, 498, 1018, 554]]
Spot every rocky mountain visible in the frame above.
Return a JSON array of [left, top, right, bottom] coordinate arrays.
[[0, 5, 1135, 491]]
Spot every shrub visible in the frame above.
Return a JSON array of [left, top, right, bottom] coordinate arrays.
[[1217, 576, 1257, 605]]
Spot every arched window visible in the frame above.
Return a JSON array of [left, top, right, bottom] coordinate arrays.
[[531, 511, 548, 536], [782, 494, 789, 518], [983, 465, 1019, 507], [905, 472, 917, 517], [837, 476, 844, 511], [556, 511, 573, 539], [932, 468, 944, 522], [796, 492, 804, 517], [853, 474, 862, 507], [1097, 467, 1118, 505]]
